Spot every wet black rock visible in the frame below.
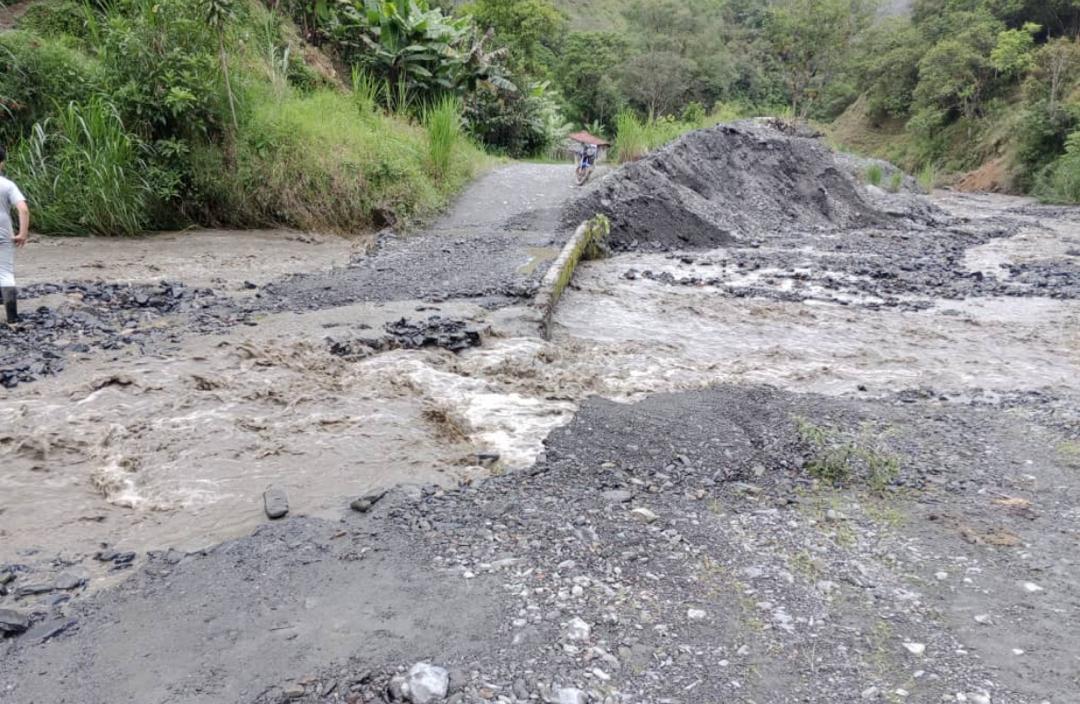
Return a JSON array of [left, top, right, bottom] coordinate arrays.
[[14, 583, 54, 598], [0, 608, 30, 635], [328, 316, 485, 360], [383, 316, 484, 352], [1, 280, 245, 389], [264, 486, 290, 520], [350, 489, 388, 514]]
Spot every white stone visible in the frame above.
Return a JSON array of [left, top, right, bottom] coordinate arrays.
[[861, 686, 880, 700], [903, 642, 926, 656], [631, 507, 658, 523], [565, 617, 591, 641], [404, 663, 449, 704], [557, 687, 587, 704], [1023, 582, 1044, 593], [935, 572, 949, 581], [687, 608, 707, 621], [973, 614, 992, 625]]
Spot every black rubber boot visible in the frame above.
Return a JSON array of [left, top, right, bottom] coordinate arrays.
[[2, 287, 17, 324]]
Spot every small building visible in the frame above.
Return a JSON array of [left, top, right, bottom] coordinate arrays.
[[557, 131, 611, 162]]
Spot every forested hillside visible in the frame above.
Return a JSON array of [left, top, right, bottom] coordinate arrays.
[[1, 0, 1078, 239], [541, 0, 1079, 202]]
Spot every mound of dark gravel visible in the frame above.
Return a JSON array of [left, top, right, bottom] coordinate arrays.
[[564, 120, 925, 252]]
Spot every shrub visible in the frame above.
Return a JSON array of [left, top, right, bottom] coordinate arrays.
[[1035, 132, 1080, 204], [10, 100, 153, 236], [17, 0, 91, 41], [888, 171, 903, 193], [463, 81, 553, 157], [0, 31, 99, 143], [865, 163, 884, 186]]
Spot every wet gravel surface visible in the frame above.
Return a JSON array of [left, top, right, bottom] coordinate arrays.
[[4, 386, 1077, 703]]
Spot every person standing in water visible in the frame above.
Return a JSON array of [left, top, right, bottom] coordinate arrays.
[[0, 145, 30, 325]]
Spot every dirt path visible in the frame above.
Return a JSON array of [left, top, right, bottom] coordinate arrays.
[[1, 128, 1078, 704]]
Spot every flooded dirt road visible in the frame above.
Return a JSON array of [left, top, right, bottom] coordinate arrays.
[[2, 125, 1079, 704]]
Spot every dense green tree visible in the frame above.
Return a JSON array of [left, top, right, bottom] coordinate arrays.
[[555, 31, 627, 128], [619, 51, 697, 118], [854, 18, 928, 119], [990, 22, 1041, 77], [764, 0, 876, 119], [911, 12, 1003, 129], [466, 0, 566, 72]]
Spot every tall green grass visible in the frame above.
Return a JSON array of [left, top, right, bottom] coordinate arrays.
[[192, 87, 487, 232], [11, 99, 151, 235], [865, 164, 884, 187], [351, 67, 381, 116], [612, 102, 764, 164], [424, 95, 463, 181], [917, 162, 938, 192]]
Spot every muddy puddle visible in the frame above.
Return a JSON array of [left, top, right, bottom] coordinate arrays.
[[2, 193, 1078, 565]]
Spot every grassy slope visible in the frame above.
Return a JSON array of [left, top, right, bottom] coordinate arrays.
[[4, 0, 490, 235], [827, 93, 1028, 193]]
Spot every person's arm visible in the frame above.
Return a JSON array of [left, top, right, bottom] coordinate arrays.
[[13, 200, 29, 247]]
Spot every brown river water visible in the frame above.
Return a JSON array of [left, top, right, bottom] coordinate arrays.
[[1, 193, 1077, 564]]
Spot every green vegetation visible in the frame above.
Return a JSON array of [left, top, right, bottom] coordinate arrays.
[[795, 418, 902, 495], [548, 0, 1080, 202], [0, 0, 500, 235], [4, 0, 1079, 239], [865, 164, 884, 187], [888, 171, 903, 192]]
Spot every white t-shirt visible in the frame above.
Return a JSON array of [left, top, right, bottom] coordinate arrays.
[[0, 176, 27, 244]]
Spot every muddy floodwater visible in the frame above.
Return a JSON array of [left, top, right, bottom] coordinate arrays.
[[2, 191, 1077, 564]]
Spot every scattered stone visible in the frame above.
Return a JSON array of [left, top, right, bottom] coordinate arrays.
[[350, 489, 388, 514], [404, 662, 449, 704], [283, 683, 306, 699], [630, 507, 658, 523], [14, 582, 54, 598], [601, 489, 633, 504], [973, 614, 992, 625], [902, 642, 926, 656], [687, 608, 707, 621], [1022, 581, 1043, 593], [263, 486, 289, 520], [0, 608, 30, 635], [27, 617, 77, 643], [52, 572, 86, 591], [861, 686, 880, 700], [555, 687, 587, 704], [565, 617, 591, 642]]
